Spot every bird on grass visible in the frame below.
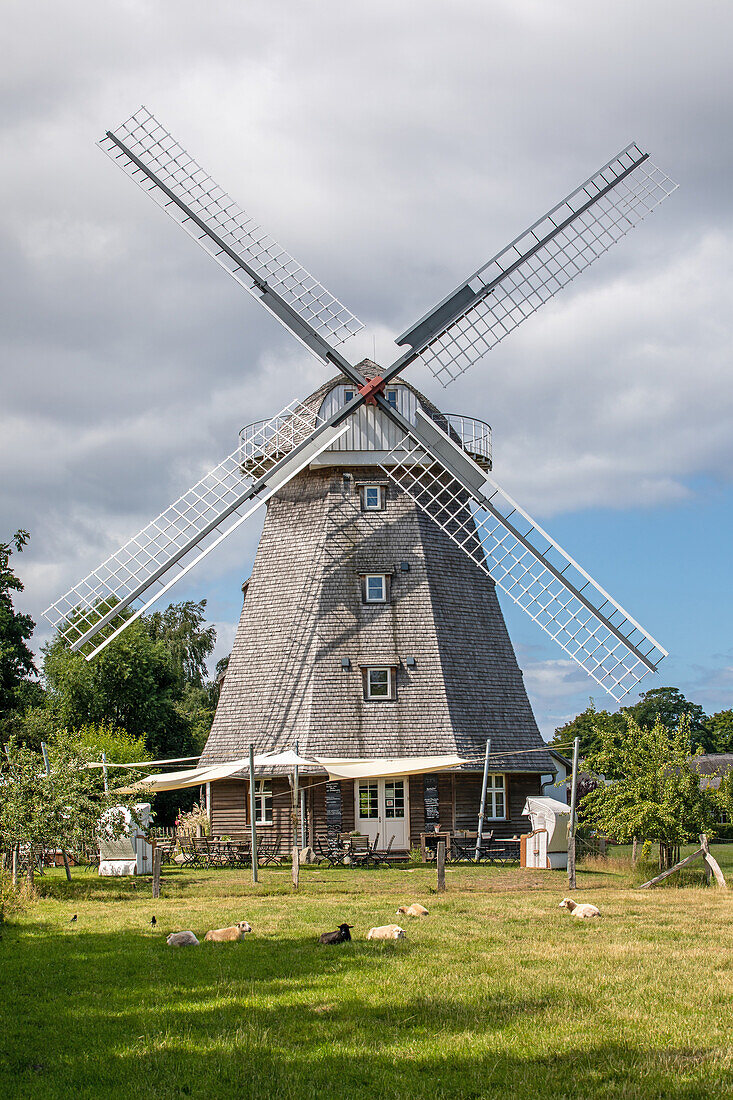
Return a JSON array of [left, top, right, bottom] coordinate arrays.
[[150, 915, 157, 927], [70, 914, 77, 923]]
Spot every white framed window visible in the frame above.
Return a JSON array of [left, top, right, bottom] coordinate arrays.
[[386, 388, 398, 409], [485, 773, 506, 819], [363, 573, 388, 603], [344, 388, 355, 403], [253, 780, 273, 825], [360, 484, 385, 511], [364, 666, 395, 700]]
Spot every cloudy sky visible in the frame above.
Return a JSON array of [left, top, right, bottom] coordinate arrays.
[[3, 0, 732, 738]]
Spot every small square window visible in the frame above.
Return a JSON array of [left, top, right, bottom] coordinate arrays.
[[344, 389, 354, 403], [361, 484, 385, 511], [364, 666, 395, 700], [363, 574, 388, 603], [386, 389, 398, 409]]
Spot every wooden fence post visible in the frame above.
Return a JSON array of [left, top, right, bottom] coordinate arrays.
[[12, 843, 19, 888], [292, 846, 299, 889], [436, 841, 446, 893], [152, 845, 162, 899], [567, 736, 580, 890]]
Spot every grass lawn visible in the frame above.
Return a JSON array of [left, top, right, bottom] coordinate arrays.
[[2, 857, 733, 1099]]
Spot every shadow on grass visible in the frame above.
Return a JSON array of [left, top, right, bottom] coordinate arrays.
[[2, 923, 730, 1099]]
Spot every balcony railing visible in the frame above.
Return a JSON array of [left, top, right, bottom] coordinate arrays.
[[239, 408, 492, 472]]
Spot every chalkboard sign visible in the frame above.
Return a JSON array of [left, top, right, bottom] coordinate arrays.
[[423, 775, 440, 825], [325, 781, 343, 827]]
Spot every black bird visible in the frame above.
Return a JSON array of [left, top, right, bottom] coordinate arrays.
[[318, 923, 353, 945], [70, 914, 77, 923], [150, 915, 157, 927]]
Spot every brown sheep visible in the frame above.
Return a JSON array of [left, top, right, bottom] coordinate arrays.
[[397, 903, 429, 917], [204, 921, 253, 942], [559, 898, 600, 919], [367, 924, 406, 940]]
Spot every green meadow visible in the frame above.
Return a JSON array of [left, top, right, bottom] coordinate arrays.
[[2, 857, 733, 1099]]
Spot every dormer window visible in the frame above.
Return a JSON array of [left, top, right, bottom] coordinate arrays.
[[344, 388, 355, 403], [362, 573, 389, 603], [386, 389, 398, 409], [360, 484, 385, 511]]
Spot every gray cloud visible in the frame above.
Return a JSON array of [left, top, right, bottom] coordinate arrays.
[[3, 0, 732, 734]]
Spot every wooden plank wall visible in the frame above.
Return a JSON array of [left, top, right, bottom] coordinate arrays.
[[454, 773, 541, 838]]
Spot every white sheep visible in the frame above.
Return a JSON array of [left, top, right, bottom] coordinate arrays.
[[204, 921, 253, 942], [397, 903, 429, 917], [559, 898, 600, 919], [367, 924, 406, 940], [166, 930, 200, 946]]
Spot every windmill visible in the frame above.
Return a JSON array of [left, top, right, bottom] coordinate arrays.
[[45, 107, 675, 703]]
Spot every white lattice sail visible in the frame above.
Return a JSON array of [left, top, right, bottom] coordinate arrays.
[[100, 107, 364, 350], [396, 144, 677, 386], [382, 417, 667, 700], [44, 403, 347, 658]]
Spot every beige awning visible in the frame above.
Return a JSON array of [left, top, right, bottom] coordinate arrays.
[[117, 752, 466, 793], [316, 754, 465, 780], [116, 756, 252, 794]]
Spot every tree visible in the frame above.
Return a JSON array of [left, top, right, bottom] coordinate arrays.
[[146, 600, 216, 689], [580, 714, 721, 869], [550, 700, 626, 766], [627, 687, 710, 751], [701, 710, 733, 754], [75, 722, 151, 765], [0, 731, 144, 884], [0, 530, 40, 737]]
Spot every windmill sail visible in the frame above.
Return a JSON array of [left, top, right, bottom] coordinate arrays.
[[381, 412, 666, 700], [394, 144, 676, 387], [100, 107, 364, 358], [44, 403, 348, 658]]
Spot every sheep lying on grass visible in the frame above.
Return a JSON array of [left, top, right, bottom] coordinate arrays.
[[367, 924, 406, 940], [319, 923, 353, 944], [166, 931, 200, 947], [204, 921, 253, 942], [397, 903, 429, 917], [559, 898, 600, 919]]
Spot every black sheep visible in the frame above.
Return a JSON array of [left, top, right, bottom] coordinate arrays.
[[318, 923, 353, 945]]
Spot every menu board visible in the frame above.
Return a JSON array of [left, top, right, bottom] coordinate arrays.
[[423, 775, 440, 824], [325, 781, 343, 827]]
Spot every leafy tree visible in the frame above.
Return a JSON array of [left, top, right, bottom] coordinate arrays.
[[550, 700, 626, 765], [75, 722, 151, 765], [580, 714, 722, 869], [0, 731, 144, 884], [701, 710, 733, 754], [0, 530, 40, 737], [146, 600, 216, 689], [627, 687, 710, 751]]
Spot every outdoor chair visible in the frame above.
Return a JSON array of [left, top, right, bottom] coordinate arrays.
[[315, 833, 344, 867], [346, 835, 372, 867], [370, 835, 395, 867], [177, 837, 199, 868], [256, 833, 282, 866]]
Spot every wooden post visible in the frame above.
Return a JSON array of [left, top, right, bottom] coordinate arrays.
[[638, 845, 704, 888], [27, 846, 34, 888], [291, 845, 299, 889], [436, 840, 446, 892], [152, 844, 162, 899], [249, 745, 258, 884], [12, 843, 19, 888], [632, 837, 638, 865], [474, 738, 491, 861], [700, 834, 727, 888], [101, 751, 109, 792], [567, 736, 580, 890]]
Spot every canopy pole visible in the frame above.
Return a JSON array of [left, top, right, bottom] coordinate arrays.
[[101, 751, 109, 792], [474, 738, 491, 862], [249, 745, 258, 883], [567, 736, 580, 890], [293, 740, 300, 854]]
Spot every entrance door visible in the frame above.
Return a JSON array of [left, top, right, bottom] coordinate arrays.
[[355, 777, 409, 850]]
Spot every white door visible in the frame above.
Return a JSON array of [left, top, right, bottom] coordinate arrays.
[[354, 777, 409, 850]]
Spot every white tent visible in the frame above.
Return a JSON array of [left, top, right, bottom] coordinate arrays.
[[317, 754, 465, 780], [522, 795, 570, 870]]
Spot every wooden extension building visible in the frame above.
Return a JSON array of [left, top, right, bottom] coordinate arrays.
[[199, 363, 556, 854]]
